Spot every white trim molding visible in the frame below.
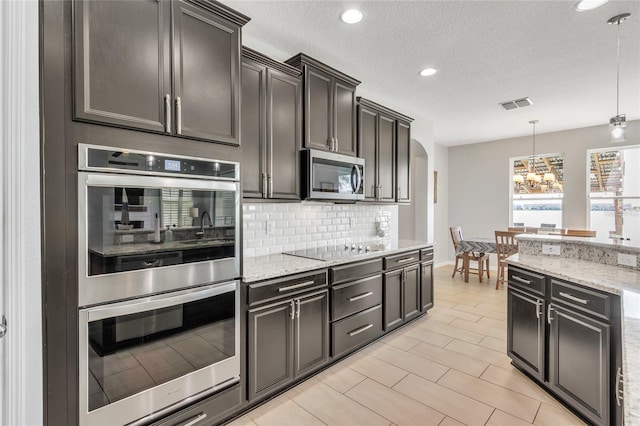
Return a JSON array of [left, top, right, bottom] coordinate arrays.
[[0, 0, 43, 425]]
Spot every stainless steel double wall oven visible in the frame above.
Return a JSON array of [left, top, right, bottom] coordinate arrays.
[[77, 144, 241, 425]]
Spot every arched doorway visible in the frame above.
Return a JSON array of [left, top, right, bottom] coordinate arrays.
[[398, 139, 428, 240]]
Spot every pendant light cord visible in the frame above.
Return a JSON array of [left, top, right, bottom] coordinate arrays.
[[616, 21, 620, 116]]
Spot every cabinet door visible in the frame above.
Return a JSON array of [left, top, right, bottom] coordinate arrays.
[[73, 0, 171, 132], [549, 304, 610, 426], [377, 113, 396, 202], [384, 270, 403, 331], [358, 105, 378, 200], [420, 262, 434, 312], [396, 121, 411, 203], [268, 69, 301, 200], [294, 290, 329, 377], [403, 265, 421, 321], [248, 300, 294, 401], [241, 60, 266, 199], [172, 1, 240, 145], [507, 288, 545, 381], [304, 67, 333, 151], [334, 81, 357, 156]]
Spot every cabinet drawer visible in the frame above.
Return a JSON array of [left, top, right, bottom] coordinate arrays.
[[248, 271, 327, 306], [330, 258, 382, 285], [384, 250, 420, 270], [551, 279, 611, 321], [508, 267, 545, 296], [420, 247, 434, 262], [332, 305, 383, 358], [331, 274, 382, 321]]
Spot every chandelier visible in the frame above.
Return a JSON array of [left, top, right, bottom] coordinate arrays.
[[608, 13, 631, 143], [513, 120, 557, 192]]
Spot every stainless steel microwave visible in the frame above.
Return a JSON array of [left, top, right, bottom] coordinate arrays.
[[302, 149, 365, 201]]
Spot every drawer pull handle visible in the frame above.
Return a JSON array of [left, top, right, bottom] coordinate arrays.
[[512, 275, 531, 285], [182, 413, 207, 426], [535, 299, 541, 319], [279, 280, 315, 292], [547, 304, 554, 324], [616, 367, 624, 407], [397, 257, 415, 264], [296, 299, 301, 319], [290, 300, 295, 320], [349, 323, 373, 337], [559, 292, 588, 305], [349, 292, 374, 302], [142, 260, 161, 267]]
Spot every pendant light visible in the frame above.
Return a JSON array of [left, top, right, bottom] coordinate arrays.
[[608, 13, 631, 143], [525, 120, 542, 189]]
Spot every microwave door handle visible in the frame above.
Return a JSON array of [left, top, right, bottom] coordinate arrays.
[[352, 165, 362, 194]]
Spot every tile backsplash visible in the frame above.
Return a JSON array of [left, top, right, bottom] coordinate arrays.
[[243, 202, 398, 257]]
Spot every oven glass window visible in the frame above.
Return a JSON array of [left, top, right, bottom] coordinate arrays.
[[86, 185, 236, 276], [86, 291, 235, 411], [311, 157, 357, 194]]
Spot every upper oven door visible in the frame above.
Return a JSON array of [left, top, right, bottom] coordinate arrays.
[[305, 149, 365, 200], [78, 172, 240, 307]]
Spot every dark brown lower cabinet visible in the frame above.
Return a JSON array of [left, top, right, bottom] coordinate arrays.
[[384, 262, 420, 331], [420, 260, 434, 312], [403, 264, 421, 321], [248, 289, 328, 401], [549, 304, 610, 426], [507, 267, 622, 426]]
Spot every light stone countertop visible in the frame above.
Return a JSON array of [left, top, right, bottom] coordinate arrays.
[[515, 233, 640, 254], [90, 238, 234, 256], [242, 239, 432, 283], [508, 254, 640, 425]]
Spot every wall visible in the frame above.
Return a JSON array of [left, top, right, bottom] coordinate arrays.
[[243, 202, 398, 257], [445, 120, 639, 262], [433, 142, 450, 266], [399, 139, 428, 241]]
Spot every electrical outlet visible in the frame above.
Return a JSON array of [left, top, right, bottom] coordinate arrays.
[[618, 252, 637, 268], [542, 244, 561, 255], [265, 220, 275, 235], [349, 217, 355, 228], [122, 234, 134, 243]]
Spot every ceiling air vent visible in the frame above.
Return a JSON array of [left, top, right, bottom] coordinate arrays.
[[499, 97, 532, 110]]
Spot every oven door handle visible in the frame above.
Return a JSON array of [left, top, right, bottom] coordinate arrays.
[[85, 281, 237, 321]]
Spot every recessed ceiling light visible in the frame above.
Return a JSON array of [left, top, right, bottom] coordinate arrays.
[[419, 68, 437, 77], [574, 0, 609, 11], [340, 9, 363, 24]]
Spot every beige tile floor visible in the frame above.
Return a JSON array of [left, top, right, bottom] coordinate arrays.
[[228, 267, 586, 426]]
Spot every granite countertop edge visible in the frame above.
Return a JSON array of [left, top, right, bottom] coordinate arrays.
[[507, 253, 640, 424], [242, 239, 433, 283], [515, 234, 640, 254]]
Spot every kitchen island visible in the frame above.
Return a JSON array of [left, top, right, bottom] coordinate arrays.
[[507, 234, 640, 426]]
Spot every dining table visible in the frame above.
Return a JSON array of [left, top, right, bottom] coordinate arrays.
[[456, 237, 497, 283]]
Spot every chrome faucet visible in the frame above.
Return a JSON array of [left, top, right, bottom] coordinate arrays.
[[197, 210, 212, 238]]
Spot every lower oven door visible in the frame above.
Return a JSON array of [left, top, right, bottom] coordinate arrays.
[[78, 281, 240, 426]]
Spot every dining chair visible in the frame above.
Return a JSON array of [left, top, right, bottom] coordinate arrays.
[[450, 226, 490, 281], [495, 230, 520, 289], [560, 229, 597, 237], [513, 222, 524, 227], [508, 227, 538, 234]]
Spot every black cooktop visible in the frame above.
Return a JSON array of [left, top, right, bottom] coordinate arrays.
[[284, 242, 384, 261]]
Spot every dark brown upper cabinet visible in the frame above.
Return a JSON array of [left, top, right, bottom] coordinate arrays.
[[73, 0, 249, 145], [357, 98, 413, 203], [241, 48, 302, 200], [285, 53, 360, 156]]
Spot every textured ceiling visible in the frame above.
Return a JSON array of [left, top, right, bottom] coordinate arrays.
[[222, 0, 640, 146]]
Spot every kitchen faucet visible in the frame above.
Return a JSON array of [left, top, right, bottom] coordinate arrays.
[[197, 210, 212, 239]]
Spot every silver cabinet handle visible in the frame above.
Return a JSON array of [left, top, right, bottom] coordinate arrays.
[[335, 137, 338, 152], [547, 304, 554, 324], [142, 260, 161, 267], [349, 323, 373, 337], [296, 299, 301, 319], [164, 94, 171, 133], [616, 367, 624, 407], [558, 292, 588, 305], [327, 138, 333, 151], [290, 300, 295, 320], [379, 184, 383, 199], [268, 175, 273, 198], [182, 413, 207, 426], [262, 173, 267, 198], [512, 275, 531, 285], [278, 280, 315, 292], [0, 315, 7, 339], [349, 292, 373, 302], [535, 299, 541, 319], [175, 96, 182, 134], [397, 186, 401, 199], [397, 257, 416, 264]]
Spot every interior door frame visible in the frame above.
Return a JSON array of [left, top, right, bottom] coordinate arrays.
[[0, 1, 42, 424]]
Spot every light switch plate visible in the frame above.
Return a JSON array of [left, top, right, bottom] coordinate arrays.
[[618, 253, 637, 268], [542, 244, 561, 255]]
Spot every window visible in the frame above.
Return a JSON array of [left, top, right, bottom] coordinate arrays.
[[161, 189, 194, 228], [510, 153, 564, 230], [588, 146, 640, 241]]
